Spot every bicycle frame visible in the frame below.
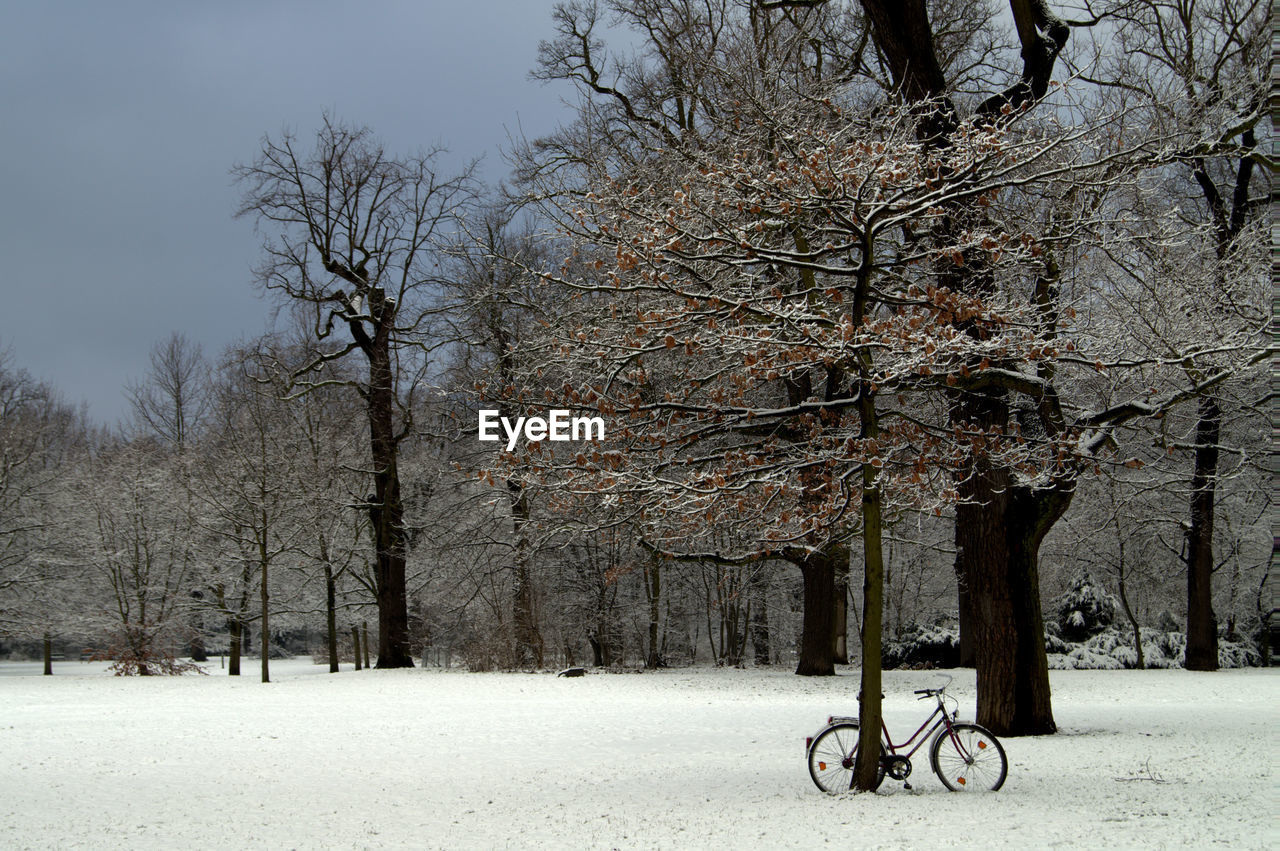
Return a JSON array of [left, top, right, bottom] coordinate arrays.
[[879, 697, 953, 761]]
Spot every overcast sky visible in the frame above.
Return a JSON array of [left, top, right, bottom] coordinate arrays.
[[0, 0, 572, 424]]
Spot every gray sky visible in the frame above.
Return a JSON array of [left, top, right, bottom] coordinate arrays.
[[0, 0, 571, 424]]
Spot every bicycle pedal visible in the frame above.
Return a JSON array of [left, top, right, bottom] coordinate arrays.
[[903, 782, 912, 791]]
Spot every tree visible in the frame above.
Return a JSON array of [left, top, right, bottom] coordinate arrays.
[[446, 204, 557, 668], [235, 117, 476, 667], [74, 437, 201, 675], [195, 344, 309, 682], [1083, 0, 1268, 671], [124, 332, 210, 450], [0, 351, 87, 657]]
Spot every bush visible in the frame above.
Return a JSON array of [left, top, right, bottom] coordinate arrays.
[[1046, 627, 1260, 670], [883, 624, 961, 669], [1054, 571, 1116, 642]]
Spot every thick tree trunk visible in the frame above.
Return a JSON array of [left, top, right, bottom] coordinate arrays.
[[352, 626, 363, 671], [1184, 394, 1221, 671], [795, 544, 842, 676], [362, 621, 372, 669], [43, 633, 52, 676], [959, 469, 1065, 736], [367, 339, 413, 668]]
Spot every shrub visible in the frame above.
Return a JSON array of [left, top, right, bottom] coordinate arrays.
[[1054, 571, 1116, 642], [882, 624, 961, 669]]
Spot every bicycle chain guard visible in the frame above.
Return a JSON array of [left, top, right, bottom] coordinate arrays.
[[882, 754, 912, 781]]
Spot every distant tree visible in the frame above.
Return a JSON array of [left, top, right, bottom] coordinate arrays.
[[73, 437, 201, 675], [235, 116, 477, 667], [195, 344, 309, 683], [125, 332, 210, 450], [0, 351, 87, 661]]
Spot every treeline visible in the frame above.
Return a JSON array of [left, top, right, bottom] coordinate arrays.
[[0, 2, 1270, 741]]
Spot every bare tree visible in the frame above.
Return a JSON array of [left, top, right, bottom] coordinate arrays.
[[0, 351, 87, 655], [235, 116, 477, 667], [125, 332, 210, 450]]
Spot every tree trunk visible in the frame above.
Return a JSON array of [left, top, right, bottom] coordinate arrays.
[[509, 483, 545, 669], [229, 617, 242, 676], [43, 633, 52, 676], [833, 558, 849, 665], [853, 375, 886, 791], [189, 634, 208, 663], [325, 562, 339, 673], [352, 626, 363, 671], [362, 621, 372, 669], [1116, 538, 1145, 670], [960, 471, 1064, 736], [1184, 394, 1221, 671], [795, 545, 841, 676], [260, 537, 270, 684], [750, 575, 771, 666], [854, 480, 886, 791], [644, 557, 664, 668]]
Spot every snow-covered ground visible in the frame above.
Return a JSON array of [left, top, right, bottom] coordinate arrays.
[[1, 660, 1275, 849]]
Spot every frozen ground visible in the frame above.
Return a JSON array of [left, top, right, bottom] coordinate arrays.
[[1, 660, 1275, 849]]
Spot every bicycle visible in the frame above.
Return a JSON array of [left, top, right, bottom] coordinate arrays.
[[805, 676, 1007, 793]]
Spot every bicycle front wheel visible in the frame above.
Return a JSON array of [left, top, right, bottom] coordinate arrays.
[[807, 722, 884, 794], [930, 723, 1007, 791]]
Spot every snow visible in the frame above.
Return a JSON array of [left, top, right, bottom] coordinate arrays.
[[1, 661, 1275, 849]]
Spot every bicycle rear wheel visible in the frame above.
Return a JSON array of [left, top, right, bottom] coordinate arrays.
[[807, 722, 884, 794], [930, 723, 1007, 791]]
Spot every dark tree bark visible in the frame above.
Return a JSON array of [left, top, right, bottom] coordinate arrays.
[[959, 464, 1067, 735], [361, 621, 372, 669], [43, 633, 52, 676], [228, 616, 242, 677], [1184, 395, 1221, 670], [260, 535, 270, 684], [325, 561, 339, 673], [367, 329, 414, 668], [795, 544, 843, 676], [189, 635, 208, 663], [644, 556, 665, 669], [352, 626, 363, 671], [853, 375, 887, 790]]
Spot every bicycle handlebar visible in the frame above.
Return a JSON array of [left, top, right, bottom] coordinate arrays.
[[913, 675, 954, 699]]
